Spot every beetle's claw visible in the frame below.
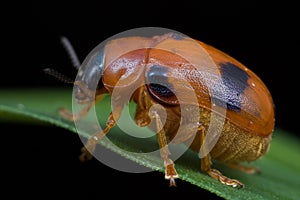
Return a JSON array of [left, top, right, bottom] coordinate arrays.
[[223, 178, 244, 189], [169, 177, 177, 187], [165, 175, 178, 187], [79, 147, 93, 162], [165, 165, 179, 187]]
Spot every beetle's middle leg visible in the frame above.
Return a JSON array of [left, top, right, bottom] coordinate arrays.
[[133, 86, 178, 186]]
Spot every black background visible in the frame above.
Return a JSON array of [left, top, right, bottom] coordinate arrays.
[[2, 1, 299, 199]]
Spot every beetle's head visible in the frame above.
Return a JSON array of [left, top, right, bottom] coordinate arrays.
[[74, 49, 105, 103], [45, 37, 106, 104]]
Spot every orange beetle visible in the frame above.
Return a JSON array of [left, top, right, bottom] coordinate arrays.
[[53, 32, 275, 188]]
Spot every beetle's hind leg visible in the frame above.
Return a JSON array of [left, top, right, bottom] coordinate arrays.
[[149, 109, 178, 187], [199, 127, 244, 188], [226, 163, 261, 174]]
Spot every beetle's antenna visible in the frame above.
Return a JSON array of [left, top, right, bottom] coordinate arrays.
[[44, 68, 74, 84], [60, 36, 81, 70]]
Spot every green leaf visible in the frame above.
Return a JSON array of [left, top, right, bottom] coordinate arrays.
[[1, 88, 300, 200]]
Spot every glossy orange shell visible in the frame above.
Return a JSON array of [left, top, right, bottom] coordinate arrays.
[[102, 33, 274, 137]]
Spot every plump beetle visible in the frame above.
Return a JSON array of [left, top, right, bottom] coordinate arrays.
[[51, 32, 274, 188]]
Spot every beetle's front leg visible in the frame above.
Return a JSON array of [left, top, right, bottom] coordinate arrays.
[[59, 84, 107, 121], [59, 102, 94, 121], [198, 127, 244, 188], [79, 105, 123, 161], [149, 109, 178, 187]]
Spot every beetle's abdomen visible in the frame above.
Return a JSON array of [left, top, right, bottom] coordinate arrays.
[[187, 107, 271, 163]]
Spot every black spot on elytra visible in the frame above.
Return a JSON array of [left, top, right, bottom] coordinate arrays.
[[147, 65, 175, 97], [213, 62, 250, 112]]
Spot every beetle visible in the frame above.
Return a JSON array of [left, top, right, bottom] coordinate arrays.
[[46, 32, 275, 188]]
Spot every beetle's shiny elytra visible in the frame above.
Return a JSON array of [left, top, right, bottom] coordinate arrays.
[[57, 32, 274, 188]]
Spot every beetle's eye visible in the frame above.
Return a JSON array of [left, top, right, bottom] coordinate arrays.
[[149, 83, 175, 97], [147, 65, 175, 97], [146, 65, 178, 105]]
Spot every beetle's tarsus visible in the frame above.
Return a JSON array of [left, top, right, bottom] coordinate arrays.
[[165, 163, 179, 187], [207, 169, 244, 188], [165, 164, 178, 187], [79, 138, 98, 162], [198, 126, 244, 188], [149, 107, 179, 188]]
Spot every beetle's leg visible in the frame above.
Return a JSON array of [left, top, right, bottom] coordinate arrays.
[[79, 106, 123, 161], [199, 127, 244, 188], [133, 87, 152, 127], [150, 110, 178, 187], [133, 86, 178, 186], [226, 163, 261, 174], [59, 85, 107, 121], [59, 102, 93, 121]]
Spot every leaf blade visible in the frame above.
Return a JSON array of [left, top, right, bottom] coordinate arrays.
[[1, 88, 300, 200]]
